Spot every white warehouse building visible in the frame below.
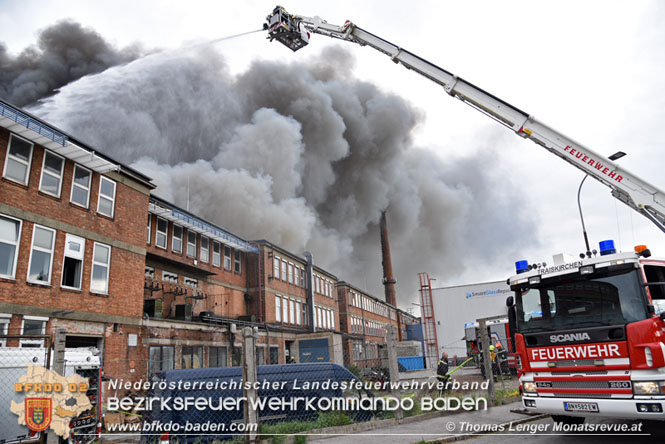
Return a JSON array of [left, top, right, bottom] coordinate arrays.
[[431, 280, 512, 358]]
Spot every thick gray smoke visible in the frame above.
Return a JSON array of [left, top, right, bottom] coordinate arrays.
[[29, 41, 539, 304], [0, 20, 142, 107]]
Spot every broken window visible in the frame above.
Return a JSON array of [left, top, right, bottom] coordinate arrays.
[[61, 234, 85, 289]]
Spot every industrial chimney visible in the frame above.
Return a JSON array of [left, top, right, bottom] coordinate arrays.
[[380, 211, 397, 306]]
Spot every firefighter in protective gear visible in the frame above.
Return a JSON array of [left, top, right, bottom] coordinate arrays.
[[489, 344, 498, 379], [496, 343, 507, 360], [496, 343, 508, 374]]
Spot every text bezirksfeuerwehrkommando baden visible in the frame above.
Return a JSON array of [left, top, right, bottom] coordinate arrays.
[[109, 393, 486, 412]]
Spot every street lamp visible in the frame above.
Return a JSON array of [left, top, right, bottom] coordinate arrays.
[[577, 151, 627, 256]]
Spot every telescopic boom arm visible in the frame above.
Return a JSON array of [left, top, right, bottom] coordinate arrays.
[[265, 6, 665, 234]]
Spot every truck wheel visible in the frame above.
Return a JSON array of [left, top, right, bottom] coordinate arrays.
[[551, 415, 585, 425]]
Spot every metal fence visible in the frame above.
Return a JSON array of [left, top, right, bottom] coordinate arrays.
[[123, 325, 499, 443], [0, 326, 510, 443], [0, 329, 104, 444], [131, 327, 404, 443], [0, 333, 50, 444]]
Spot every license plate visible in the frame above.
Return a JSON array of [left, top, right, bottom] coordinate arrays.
[[564, 402, 599, 413], [71, 415, 96, 429]]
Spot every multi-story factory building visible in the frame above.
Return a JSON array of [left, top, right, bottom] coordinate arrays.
[[0, 98, 421, 381]]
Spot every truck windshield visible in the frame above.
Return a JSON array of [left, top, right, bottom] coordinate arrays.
[[515, 268, 649, 333]]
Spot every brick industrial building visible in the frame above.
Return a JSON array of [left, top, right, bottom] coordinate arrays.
[[0, 98, 420, 383]]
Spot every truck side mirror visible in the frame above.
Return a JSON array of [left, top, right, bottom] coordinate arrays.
[[660, 312, 665, 322], [506, 296, 514, 307], [507, 304, 517, 354]]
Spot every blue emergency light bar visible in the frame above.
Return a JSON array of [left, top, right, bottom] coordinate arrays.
[[515, 260, 529, 274], [599, 239, 616, 256]]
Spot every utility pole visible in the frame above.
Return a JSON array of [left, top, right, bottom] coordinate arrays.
[[242, 327, 258, 444], [478, 318, 495, 405]]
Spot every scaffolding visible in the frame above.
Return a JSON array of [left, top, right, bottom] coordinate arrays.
[[418, 272, 439, 369]]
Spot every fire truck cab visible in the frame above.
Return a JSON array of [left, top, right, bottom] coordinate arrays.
[[507, 241, 665, 424]]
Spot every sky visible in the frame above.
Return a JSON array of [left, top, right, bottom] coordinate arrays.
[[2, 0, 665, 310]]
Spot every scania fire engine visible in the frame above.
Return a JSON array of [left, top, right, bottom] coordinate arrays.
[[507, 241, 665, 423], [264, 6, 665, 424]]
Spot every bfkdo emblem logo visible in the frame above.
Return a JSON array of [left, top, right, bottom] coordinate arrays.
[[25, 398, 52, 432]]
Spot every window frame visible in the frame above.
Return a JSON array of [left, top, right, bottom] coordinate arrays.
[[0, 214, 22, 280], [208, 346, 228, 368], [269, 346, 279, 365], [256, 347, 265, 365], [27, 224, 56, 285], [97, 176, 117, 218], [282, 296, 288, 324], [0, 314, 9, 347], [172, 224, 183, 254], [20, 316, 47, 347], [234, 250, 242, 274], [38, 150, 65, 198], [147, 215, 152, 245], [3, 133, 34, 186], [224, 246, 232, 270], [70, 165, 92, 209], [90, 242, 111, 295], [149, 345, 175, 374], [155, 217, 168, 250], [273, 256, 280, 279], [200, 236, 209, 263], [181, 346, 203, 369], [187, 231, 197, 258], [60, 233, 85, 290], [212, 241, 221, 267], [275, 295, 282, 322]]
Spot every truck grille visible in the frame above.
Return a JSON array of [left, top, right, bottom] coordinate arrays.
[[537, 381, 624, 389], [549, 393, 612, 399], [550, 359, 596, 367]]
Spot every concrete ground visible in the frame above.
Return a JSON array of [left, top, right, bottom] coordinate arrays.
[[305, 400, 542, 444]]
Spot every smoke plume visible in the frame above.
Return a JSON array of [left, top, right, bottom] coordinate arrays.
[[0, 20, 142, 107], [25, 37, 538, 304]]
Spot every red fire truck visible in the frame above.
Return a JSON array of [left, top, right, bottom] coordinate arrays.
[[506, 242, 665, 423]]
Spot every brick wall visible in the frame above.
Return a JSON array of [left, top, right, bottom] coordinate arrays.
[[0, 127, 149, 319], [0, 128, 149, 249], [146, 213, 247, 288]]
